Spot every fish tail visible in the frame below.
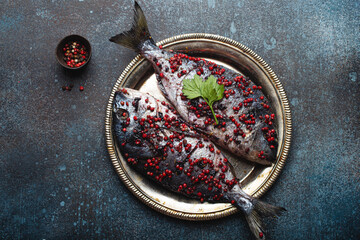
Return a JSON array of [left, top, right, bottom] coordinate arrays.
[[245, 199, 286, 239], [109, 1, 155, 52]]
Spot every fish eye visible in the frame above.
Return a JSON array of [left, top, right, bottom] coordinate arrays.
[[116, 109, 129, 120]]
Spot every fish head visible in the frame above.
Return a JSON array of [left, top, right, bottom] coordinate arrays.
[[112, 88, 157, 140], [112, 88, 159, 159]]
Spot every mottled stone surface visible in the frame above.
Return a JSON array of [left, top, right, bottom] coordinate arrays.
[[0, 0, 359, 239]]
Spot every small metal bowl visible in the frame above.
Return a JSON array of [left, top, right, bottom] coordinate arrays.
[[56, 35, 92, 70]]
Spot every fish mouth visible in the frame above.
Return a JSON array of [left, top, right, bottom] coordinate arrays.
[[113, 88, 149, 123], [113, 90, 133, 121], [113, 89, 137, 111], [114, 90, 130, 103]]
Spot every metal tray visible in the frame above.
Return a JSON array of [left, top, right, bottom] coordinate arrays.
[[105, 33, 292, 220]]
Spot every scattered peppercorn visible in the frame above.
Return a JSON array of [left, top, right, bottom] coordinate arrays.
[[62, 84, 73, 91]]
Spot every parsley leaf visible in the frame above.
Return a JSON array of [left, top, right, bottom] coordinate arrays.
[[182, 75, 224, 125], [182, 75, 203, 99]]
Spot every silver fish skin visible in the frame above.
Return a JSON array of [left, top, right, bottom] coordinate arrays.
[[113, 87, 285, 240], [113, 88, 251, 208], [110, 2, 277, 166]]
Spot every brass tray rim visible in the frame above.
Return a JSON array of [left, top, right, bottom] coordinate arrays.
[[105, 33, 292, 220]]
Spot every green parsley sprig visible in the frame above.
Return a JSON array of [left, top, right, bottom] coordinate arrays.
[[182, 75, 224, 125]]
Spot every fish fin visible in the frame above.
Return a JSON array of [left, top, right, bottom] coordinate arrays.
[[109, 1, 155, 52], [245, 200, 286, 239]]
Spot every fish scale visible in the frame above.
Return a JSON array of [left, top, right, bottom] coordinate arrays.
[[114, 88, 257, 212], [153, 52, 278, 165], [113, 88, 284, 240], [115, 26, 277, 165]]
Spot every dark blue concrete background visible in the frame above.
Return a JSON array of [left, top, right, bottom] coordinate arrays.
[[0, 0, 359, 239]]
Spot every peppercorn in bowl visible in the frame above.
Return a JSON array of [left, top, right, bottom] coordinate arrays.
[[56, 35, 91, 70]]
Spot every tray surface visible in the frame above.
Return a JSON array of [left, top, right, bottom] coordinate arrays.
[[105, 33, 292, 220]]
